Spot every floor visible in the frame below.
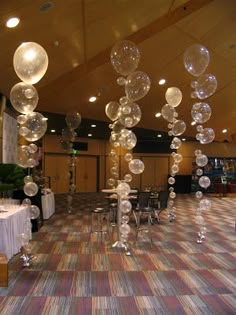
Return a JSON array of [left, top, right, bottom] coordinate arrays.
[[0, 193, 235, 315]]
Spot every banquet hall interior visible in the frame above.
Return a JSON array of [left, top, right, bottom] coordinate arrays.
[[0, 0, 236, 314]]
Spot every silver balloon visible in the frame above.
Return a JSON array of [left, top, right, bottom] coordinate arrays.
[[65, 111, 81, 129], [110, 40, 140, 76], [125, 71, 151, 101], [10, 82, 38, 114], [183, 44, 210, 77], [13, 42, 48, 84], [191, 102, 212, 123]]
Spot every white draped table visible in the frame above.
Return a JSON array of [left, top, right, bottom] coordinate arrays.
[[41, 191, 55, 220], [0, 206, 30, 261]]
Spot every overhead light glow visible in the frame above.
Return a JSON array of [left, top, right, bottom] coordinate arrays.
[[222, 129, 228, 133], [155, 112, 161, 118], [157, 134, 162, 138], [191, 121, 196, 126], [51, 129, 56, 133], [89, 96, 97, 103], [182, 138, 186, 141], [158, 78, 166, 85], [6, 17, 20, 28], [91, 124, 96, 127], [88, 133, 92, 137]]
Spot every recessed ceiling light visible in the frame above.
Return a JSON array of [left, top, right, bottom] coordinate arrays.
[[222, 129, 228, 133], [157, 134, 162, 138], [89, 96, 97, 103], [158, 78, 166, 85], [88, 133, 92, 137], [91, 124, 96, 127], [155, 112, 161, 118], [191, 121, 196, 126], [6, 17, 20, 28], [182, 138, 186, 141], [51, 129, 56, 133]]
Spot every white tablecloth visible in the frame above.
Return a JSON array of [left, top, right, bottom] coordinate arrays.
[[0, 206, 30, 261], [41, 192, 55, 220]]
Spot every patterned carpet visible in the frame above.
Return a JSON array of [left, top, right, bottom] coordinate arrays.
[[0, 193, 235, 314]]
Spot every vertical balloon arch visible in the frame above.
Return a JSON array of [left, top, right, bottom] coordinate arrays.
[[10, 42, 49, 266]]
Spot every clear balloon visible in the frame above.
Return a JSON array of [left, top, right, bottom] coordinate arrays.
[[22, 112, 47, 142], [120, 199, 132, 213], [191, 102, 212, 123], [172, 120, 186, 136], [29, 205, 40, 219], [199, 128, 215, 144], [116, 182, 131, 197], [110, 40, 140, 76], [193, 74, 217, 99], [105, 101, 121, 121], [129, 159, 145, 174], [28, 143, 38, 154], [61, 128, 77, 142], [65, 111, 81, 129], [199, 176, 211, 189], [125, 71, 151, 101], [168, 177, 175, 185], [107, 178, 116, 187], [117, 77, 127, 86], [17, 114, 27, 125], [119, 223, 131, 235], [124, 153, 133, 162], [195, 191, 203, 199], [22, 198, 32, 206], [13, 42, 48, 84], [24, 175, 33, 184], [161, 104, 176, 122], [10, 82, 38, 114], [183, 44, 210, 77], [119, 102, 141, 128], [165, 87, 182, 107], [199, 198, 211, 210], [24, 182, 39, 197], [171, 137, 182, 149], [17, 145, 31, 168], [119, 130, 137, 150], [196, 168, 203, 176], [173, 153, 183, 163], [196, 154, 208, 167], [124, 173, 132, 182]]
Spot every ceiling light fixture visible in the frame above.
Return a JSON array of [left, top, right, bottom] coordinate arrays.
[[91, 124, 96, 127], [158, 78, 166, 85], [88, 133, 92, 137], [6, 17, 20, 28], [89, 96, 97, 103], [222, 129, 228, 133], [51, 129, 56, 133], [157, 134, 162, 138], [182, 138, 186, 141], [191, 121, 196, 125], [155, 112, 161, 118]]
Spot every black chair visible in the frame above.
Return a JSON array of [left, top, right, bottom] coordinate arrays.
[[153, 190, 169, 222], [133, 191, 153, 244]]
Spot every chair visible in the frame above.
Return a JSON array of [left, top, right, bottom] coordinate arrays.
[[133, 192, 153, 244], [154, 190, 169, 222]]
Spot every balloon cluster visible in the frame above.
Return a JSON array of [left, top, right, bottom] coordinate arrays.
[[10, 42, 48, 263], [60, 111, 81, 213], [161, 87, 186, 221], [183, 44, 216, 243], [107, 40, 150, 250]]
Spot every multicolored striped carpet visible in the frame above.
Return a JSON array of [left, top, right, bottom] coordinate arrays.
[[0, 193, 235, 314]]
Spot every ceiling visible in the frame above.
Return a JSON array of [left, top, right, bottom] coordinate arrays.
[[0, 0, 236, 142]]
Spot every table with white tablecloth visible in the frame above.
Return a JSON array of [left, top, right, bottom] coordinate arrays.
[[41, 192, 55, 220], [0, 206, 31, 261]]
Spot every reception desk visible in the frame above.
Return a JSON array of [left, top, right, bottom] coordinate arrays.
[[0, 206, 30, 261], [41, 191, 55, 220]]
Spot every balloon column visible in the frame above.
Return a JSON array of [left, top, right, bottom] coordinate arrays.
[[107, 40, 150, 253], [60, 111, 81, 214], [161, 87, 186, 221], [183, 44, 216, 243], [10, 42, 49, 266]]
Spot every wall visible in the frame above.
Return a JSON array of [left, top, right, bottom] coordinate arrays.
[[42, 134, 236, 193]]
